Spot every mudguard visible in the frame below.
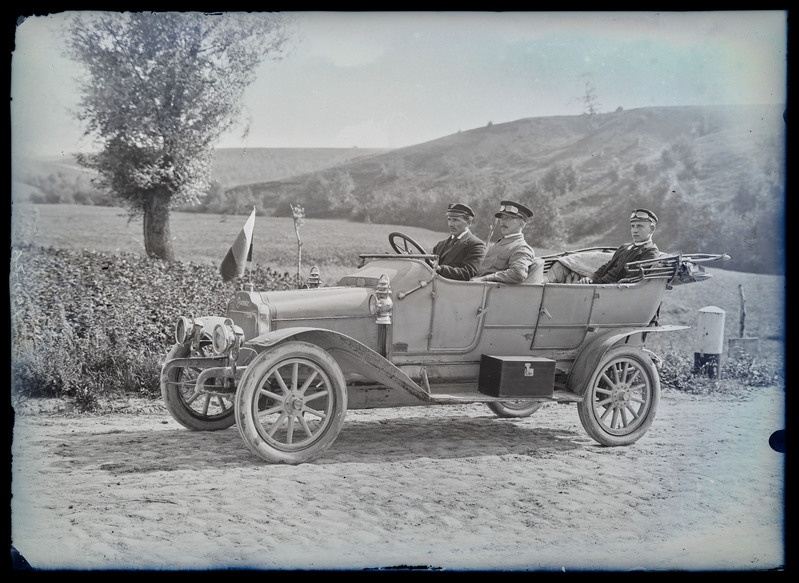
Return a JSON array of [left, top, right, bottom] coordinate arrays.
[[565, 325, 688, 395], [245, 327, 432, 402]]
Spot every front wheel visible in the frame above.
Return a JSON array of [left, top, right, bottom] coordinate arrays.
[[577, 346, 660, 446], [487, 400, 544, 418], [235, 341, 347, 464], [161, 342, 237, 431]]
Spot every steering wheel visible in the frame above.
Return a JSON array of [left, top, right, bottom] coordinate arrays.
[[388, 232, 435, 267], [389, 232, 427, 255]]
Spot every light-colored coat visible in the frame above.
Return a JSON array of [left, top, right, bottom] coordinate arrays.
[[475, 232, 535, 283]]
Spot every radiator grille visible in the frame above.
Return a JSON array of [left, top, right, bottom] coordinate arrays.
[[228, 311, 259, 340]]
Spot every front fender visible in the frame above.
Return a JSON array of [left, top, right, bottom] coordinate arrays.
[[565, 325, 688, 395], [245, 327, 432, 402]]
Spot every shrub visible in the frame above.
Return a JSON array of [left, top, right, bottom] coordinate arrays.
[[10, 245, 296, 409], [658, 350, 783, 397]]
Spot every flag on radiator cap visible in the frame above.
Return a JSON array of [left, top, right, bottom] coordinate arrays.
[[219, 208, 255, 282]]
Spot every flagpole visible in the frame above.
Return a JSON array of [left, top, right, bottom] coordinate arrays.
[[486, 217, 498, 249]]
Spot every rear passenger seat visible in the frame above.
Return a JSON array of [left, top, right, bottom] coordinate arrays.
[[524, 258, 545, 283]]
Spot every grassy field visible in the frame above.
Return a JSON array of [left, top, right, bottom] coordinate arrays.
[[11, 203, 461, 285], [11, 203, 785, 361]]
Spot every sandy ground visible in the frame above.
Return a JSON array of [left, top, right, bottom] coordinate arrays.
[[10, 385, 785, 573]]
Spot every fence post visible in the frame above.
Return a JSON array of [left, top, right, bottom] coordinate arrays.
[[694, 306, 725, 378], [728, 284, 760, 357]]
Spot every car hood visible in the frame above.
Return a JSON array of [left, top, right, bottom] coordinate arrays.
[[256, 286, 373, 319]]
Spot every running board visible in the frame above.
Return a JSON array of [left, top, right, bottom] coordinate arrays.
[[429, 389, 582, 404]]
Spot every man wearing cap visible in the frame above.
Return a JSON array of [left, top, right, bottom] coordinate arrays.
[[432, 203, 487, 280], [471, 200, 536, 284], [574, 208, 660, 284]]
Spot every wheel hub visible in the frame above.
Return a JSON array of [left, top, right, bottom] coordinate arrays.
[[284, 394, 304, 415], [612, 385, 630, 405]]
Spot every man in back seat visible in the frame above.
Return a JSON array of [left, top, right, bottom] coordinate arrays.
[[545, 208, 660, 284]]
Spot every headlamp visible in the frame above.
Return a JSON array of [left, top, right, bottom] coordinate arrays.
[[175, 316, 198, 344], [211, 318, 243, 355]]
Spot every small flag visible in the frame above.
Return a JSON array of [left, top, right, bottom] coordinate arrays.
[[220, 208, 256, 282]]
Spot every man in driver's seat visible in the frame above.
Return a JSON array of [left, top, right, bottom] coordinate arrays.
[[432, 203, 487, 280]]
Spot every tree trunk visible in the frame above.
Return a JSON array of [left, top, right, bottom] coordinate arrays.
[[143, 188, 175, 261]]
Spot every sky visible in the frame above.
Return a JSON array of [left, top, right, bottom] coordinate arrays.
[[10, 10, 788, 157]]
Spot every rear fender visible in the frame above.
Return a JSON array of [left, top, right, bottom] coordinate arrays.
[[565, 325, 688, 395], [245, 327, 432, 402]]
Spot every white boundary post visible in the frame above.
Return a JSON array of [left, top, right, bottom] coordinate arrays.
[[694, 306, 725, 378]]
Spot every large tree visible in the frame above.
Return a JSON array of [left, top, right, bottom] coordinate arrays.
[[64, 12, 292, 260]]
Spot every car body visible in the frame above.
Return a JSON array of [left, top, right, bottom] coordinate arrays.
[[160, 232, 726, 464]]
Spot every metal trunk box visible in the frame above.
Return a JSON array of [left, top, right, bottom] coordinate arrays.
[[478, 355, 555, 398]]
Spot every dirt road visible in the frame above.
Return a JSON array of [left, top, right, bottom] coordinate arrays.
[[10, 385, 785, 572]]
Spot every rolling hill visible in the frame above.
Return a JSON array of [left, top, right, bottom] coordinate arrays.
[[12, 104, 786, 274], [221, 104, 786, 275], [12, 146, 388, 192]]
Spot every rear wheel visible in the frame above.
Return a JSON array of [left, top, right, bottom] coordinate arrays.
[[577, 346, 659, 446], [235, 341, 347, 464], [161, 342, 237, 431], [487, 400, 544, 418]]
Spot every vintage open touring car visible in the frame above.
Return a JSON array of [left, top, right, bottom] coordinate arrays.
[[160, 232, 727, 464]]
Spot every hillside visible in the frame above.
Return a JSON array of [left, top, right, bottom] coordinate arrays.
[[232, 104, 786, 275], [210, 147, 389, 187], [12, 104, 785, 274], [12, 146, 388, 193]]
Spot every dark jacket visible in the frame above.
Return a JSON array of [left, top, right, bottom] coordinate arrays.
[[432, 230, 487, 280], [591, 240, 660, 283]]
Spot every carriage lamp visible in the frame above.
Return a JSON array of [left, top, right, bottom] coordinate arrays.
[[211, 318, 245, 355], [368, 274, 393, 325], [308, 266, 321, 288], [175, 316, 201, 344]]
